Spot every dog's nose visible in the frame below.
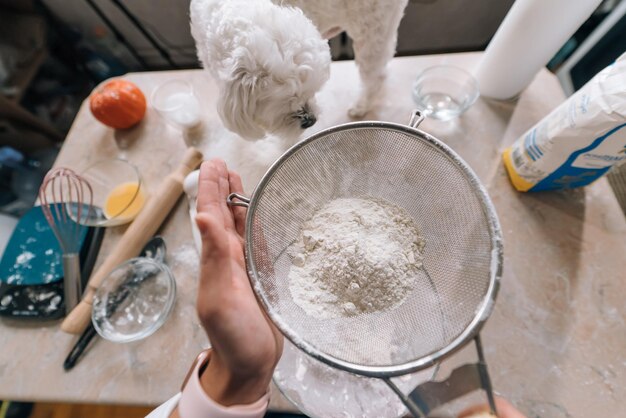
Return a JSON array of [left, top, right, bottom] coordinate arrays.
[[300, 115, 316, 129]]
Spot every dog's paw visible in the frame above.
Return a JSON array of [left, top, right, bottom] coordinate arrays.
[[348, 102, 370, 119]]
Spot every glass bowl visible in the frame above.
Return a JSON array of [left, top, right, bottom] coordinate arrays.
[[412, 65, 479, 121], [75, 159, 145, 227], [273, 340, 438, 418], [92, 258, 176, 343]]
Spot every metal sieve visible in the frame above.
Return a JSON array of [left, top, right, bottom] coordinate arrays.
[[228, 111, 503, 417]]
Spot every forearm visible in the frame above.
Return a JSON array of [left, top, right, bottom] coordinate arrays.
[[199, 353, 271, 406], [168, 350, 270, 418]]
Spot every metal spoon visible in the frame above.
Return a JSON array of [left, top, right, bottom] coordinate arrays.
[[63, 236, 167, 370]]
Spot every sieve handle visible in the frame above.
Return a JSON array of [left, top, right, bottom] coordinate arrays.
[[227, 193, 250, 208], [408, 109, 425, 128], [403, 336, 498, 417]]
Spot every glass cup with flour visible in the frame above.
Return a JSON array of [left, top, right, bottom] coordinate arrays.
[[151, 79, 202, 130]]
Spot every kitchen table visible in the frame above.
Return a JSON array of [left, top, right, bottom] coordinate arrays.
[[1, 52, 625, 417]]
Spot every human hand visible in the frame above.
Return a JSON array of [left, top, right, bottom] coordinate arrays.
[[458, 396, 527, 418], [193, 159, 283, 406]]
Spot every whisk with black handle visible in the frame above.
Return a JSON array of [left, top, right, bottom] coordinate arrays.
[[39, 167, 93, 315]]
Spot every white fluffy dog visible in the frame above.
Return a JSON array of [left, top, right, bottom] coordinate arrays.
[[190, 0, 408, 141]]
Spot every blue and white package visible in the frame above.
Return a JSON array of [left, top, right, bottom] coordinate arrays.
[[504, 52, 626, 192]]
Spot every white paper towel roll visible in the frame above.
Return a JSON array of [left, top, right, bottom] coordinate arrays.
[[475, 0, 602, 100]]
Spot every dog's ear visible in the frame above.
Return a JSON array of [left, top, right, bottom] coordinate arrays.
[[218, 68, 265, 140]]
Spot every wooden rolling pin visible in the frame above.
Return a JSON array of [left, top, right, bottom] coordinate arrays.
[[61, 147, 204, 334]]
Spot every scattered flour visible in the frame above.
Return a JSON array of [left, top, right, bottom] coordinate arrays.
[[288, 197, 425, 319], [171, 244, 200, 275]]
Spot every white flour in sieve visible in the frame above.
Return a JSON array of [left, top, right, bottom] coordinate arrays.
[[288, 196, 425, 319]]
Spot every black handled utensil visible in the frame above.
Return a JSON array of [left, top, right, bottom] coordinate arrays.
[[63, 236, 166, 370]]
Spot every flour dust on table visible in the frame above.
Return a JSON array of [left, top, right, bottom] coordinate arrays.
[[288, 197, 426, 319]]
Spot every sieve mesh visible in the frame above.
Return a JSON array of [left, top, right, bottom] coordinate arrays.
[[245, 123, 501, 375]]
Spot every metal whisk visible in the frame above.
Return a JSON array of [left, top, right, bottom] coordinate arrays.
[[39, 167, 93, 315]]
